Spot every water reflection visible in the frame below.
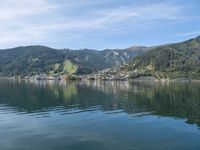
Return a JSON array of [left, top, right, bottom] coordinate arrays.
[[0, 80, 200, 127], [1, 80, 200, 150], [84, 81, 200, 126]]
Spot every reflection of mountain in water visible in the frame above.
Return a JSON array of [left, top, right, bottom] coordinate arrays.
[[0, 80, 77, 112], [0, 80, 200, 126], [83, 81, 200, 126]]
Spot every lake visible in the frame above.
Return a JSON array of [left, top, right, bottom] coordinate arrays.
[[0, 80, 200, 150]]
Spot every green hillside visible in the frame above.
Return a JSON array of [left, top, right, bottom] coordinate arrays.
[[0, 45, 146, 77], [127, 36, 200, 79]]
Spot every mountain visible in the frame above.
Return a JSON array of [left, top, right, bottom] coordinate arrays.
[[99, 36, 200, 80], [0, 45, 147, 77], [61, 46, 147, 74]]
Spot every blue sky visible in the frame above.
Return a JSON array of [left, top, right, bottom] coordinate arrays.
[[0, 0, 200, 49]]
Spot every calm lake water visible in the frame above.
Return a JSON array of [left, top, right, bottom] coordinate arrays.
[[0, 80, 200, 150]]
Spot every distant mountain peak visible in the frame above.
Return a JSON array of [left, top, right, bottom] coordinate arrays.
[[127, 46, 148, 51]]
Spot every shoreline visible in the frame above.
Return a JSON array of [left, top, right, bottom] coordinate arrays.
[[1, 75, 200, 83]]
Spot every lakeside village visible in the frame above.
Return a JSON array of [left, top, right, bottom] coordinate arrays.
[[2, 67, 197, 82], [5, 67, 133, 81]]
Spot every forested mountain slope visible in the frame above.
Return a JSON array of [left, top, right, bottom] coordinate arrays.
[[108, 36, 200, 80], [0, 45, 147, 76]]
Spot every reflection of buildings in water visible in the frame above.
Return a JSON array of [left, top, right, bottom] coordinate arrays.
[[79, 80, 132, 95], [78, 80, 159, 99]]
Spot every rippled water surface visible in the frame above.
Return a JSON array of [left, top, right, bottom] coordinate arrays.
[[0, 80, 200, 150]]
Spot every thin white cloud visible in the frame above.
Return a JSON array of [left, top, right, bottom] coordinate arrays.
[[177, 31, 200, 37], [0, 0, 186, 48], [0, 0, 57, 22], [94, 2, 183, 25]]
